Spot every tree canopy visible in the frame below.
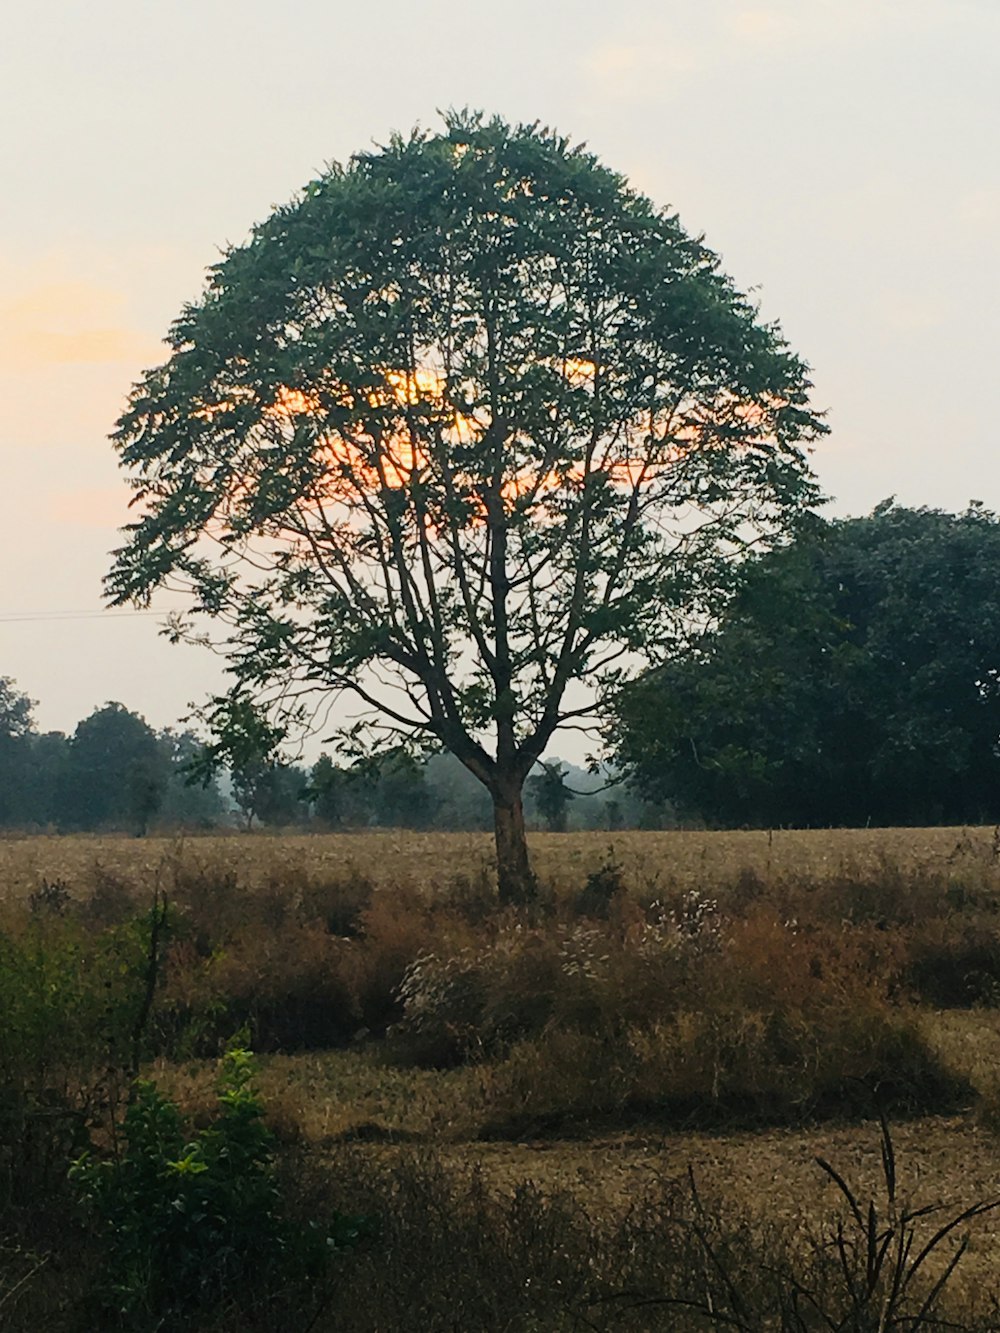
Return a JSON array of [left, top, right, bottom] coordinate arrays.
[[106, 111, 825, 900], [0, 677, 34, 741], [613, 502, 1000, 827]]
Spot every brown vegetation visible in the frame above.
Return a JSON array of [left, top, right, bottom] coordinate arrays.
[[5, 826, 1000, 1327], [3, 822, 999, 902]]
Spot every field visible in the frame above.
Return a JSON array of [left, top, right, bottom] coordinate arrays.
[[5, 826, 1000, 1329], [2, 822, 995, 899]]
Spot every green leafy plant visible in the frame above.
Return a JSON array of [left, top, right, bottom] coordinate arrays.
[[70, 1049, 358, 1322], [0, 906, 155, 1205]]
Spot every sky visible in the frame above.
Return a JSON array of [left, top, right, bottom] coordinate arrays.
[[2, 0, 998, 755]]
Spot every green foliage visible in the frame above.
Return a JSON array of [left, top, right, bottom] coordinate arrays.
[[528, 761, 575, 831], [0, 677, 34, 741], [60, 703, 170, 833], [157, 728, 228, 827], [0, 681, 227, 832], [615, 502, 1000, 827], [310, 748, 432, 829], [0, 906, 153, 1203], [106, 109, 824, 902], [70, 1050, 354, 1322], [0, 678, 44, 828]]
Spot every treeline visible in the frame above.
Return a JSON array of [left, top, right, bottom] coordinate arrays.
[[9, 501, 999, 834], [0, 692, 226, 834], [614, 502, 1000, 828], [0, 683, 645, 834]]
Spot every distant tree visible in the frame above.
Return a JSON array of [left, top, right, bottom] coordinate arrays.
[[308, 754, 353, 828], [157, 729, 227, 827], [253, 761, 310, 827], [613, 503, 1000, 827], [423, 752, 494, 830], [107, 111, 825, 902], [0, 677, 34, 740], [188, 694, 286, 830], [0, 677, 37, 826], [24, 731, 71, 827], [363, 749, 431, 828], [527, 761, 575, 832], [63, 703, 169, 833]]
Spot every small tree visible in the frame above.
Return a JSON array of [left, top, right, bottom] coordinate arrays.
[[528, 761, 575, 831], [0, 677, 37, 827], [308, 753, 353, 828], [157, 728, 227, 827], [107, 112, 825, 902]]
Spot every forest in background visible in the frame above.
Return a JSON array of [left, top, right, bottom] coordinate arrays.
[[0, 680, 645, 835], [8, 501, 1000, 837]]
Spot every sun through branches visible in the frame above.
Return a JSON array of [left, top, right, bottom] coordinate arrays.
[[107, 111, 826, 902]]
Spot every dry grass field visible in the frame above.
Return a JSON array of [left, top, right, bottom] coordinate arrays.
[[2, 822, 997, 902], [6, 824, 1000, 1328]]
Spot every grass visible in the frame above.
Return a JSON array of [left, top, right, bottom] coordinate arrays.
[[2, 823, 999, 902], [5, 825, 1000, 1327]]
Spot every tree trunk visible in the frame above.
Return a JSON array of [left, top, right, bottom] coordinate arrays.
[[492, 780, 536, 906]]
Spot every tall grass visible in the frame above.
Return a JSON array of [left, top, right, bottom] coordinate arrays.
[[4, 834, 1000, 1326]]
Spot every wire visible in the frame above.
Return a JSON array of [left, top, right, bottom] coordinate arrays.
[[0, 609, 173, 624]]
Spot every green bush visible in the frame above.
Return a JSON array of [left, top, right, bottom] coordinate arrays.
[[0, 907, 155, 1204], [70, 1049, 359, 1324]]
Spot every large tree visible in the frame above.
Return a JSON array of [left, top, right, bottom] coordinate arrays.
[[613, 502, 1000, 827], [107, 112, 825, 901]]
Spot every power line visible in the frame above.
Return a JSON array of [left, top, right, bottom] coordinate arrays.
[[0, 609, 175, 624]]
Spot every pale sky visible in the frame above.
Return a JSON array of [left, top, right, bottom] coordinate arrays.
[[2, 0, 998, 754]]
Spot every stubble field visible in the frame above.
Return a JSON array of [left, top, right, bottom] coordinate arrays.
[[2, 822, 995, 900]]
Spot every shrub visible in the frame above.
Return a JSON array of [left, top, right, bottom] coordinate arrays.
[[155, 922, 364, 1055], [288, 1128, 1000, 1332], [573, 849, 627, 919], [907, 918, 1000, 1007], [0, 906, 155, 1205], [70, 1049, 358, 1324], [473, 910, 966, 1132]]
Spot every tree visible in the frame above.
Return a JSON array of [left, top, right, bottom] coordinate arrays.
[[423, 752, 494, 830], [308, 754, 354, 828], [249, 761, 309, 828], [0, 677, 37, 827], [528, 760, 575, 831], [21, 731, 71, 828], [0, 677, 34, 741], [355, 748, 432, 828], [229, 756, 308, 830], [106, 112, 825, 902], [63, 703, 169, 833], [157, 729, 227, 827], [612, 502, 1000, 827]]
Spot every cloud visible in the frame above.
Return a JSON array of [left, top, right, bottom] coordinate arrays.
[[872, 291, 943, 334], [5, 280, 124, 322], [582, 35, 708, 100], [725, 8, 795, 45], [585, 42, 704, 81], [0, 275, 159, 367], [584, 0, 979, 95], [6, 327, 154, 365], [47, 486, 133, 529]]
